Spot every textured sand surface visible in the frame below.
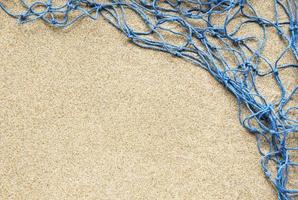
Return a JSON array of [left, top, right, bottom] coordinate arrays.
[[0, 1, 294, 199]]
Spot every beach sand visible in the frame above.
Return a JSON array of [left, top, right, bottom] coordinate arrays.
[[0, 1, 296, 199]]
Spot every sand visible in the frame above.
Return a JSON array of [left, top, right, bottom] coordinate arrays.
[[0, 1, 295, 199]]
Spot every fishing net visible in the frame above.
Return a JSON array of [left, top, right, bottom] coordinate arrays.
[[0, 0, 297, 199]]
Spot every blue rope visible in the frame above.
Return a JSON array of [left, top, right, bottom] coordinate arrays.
[[0, 0, 297, 199]]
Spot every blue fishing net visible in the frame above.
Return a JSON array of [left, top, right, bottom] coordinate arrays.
[[0, 0, 297, 199]]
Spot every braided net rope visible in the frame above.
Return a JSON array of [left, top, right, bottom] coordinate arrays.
[[0, 0, 297, 199]]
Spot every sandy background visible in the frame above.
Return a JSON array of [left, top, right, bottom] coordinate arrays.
[[1, 1, 295, 199]]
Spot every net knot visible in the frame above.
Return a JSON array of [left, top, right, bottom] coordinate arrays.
[[86, 1, 97, 8], [238, 0, 246, 8], [233, 38, 244, 45], [273, 68, 279, 76], [173, 51, 182, 57], [50, 19, 57, 25], [67, 1, 78, 10], [19, 14, 27, 22]]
